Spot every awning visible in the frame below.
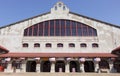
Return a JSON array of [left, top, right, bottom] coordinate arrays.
[[0, 45, 9, 54], [0, 53, 117, 58]]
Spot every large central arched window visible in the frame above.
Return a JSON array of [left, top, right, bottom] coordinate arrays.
[[24, 19, 97, 36]]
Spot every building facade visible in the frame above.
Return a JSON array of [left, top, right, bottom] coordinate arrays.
[[0, 2, 120, 73]]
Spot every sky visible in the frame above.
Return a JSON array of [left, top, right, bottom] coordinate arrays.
[[0, 0, 120, 27]]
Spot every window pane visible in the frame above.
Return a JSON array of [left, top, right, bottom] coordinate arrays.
[[34, 43, 40, 47], [61, 20, 65, 36], [88, 27, 93, 36], [82, 26, 87, 36], [24, 29, 28, 36], [44, 22, 49, 36], [57, 43, 63, 47], [39, 23, 43, 36], [77, 23, 82, 36], [55, 20, 60, 36], [93, 29, 97, 36], [33, 24, 38, 36], [80, 43, 87, 47], [69, 43, 75, 47], [50, 20, 54, 36], [28, 26, 32, 36], [92, 43, 98, 48], [71, 21, 76, 36], [23, 43, 28, 47], [66, 20, 71, 36], [46, 43, 52, 47]]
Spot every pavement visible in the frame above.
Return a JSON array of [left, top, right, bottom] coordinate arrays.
[[0, 73, 120, 76]]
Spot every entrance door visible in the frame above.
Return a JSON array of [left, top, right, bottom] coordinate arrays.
[[84, 61, 95, 72], [55, 61, 65, 72], [26, 61, 36, 72], [70, 61, 80, 72], [40, 61, 51, 72]]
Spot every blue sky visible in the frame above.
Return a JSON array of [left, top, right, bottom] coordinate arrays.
[[0, 0, 120, 26]]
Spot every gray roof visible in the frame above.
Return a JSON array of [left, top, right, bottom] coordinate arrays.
[[0, 11, 120, 29]]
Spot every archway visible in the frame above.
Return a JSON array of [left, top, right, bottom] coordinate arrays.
[[40, 61, 51, 72], [113, 59, 120, 73], [55, 61, 65, 72], [26, 60, 36, 72], [69, 61, 80, 72], [84, 61, 95, 72], [99, 60, 109, 69]]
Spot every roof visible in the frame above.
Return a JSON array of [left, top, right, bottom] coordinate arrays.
[[0, 12, 50, 29], [0, 53, 117, 58], [0, 45, 9, 54], [112, 46, 120, 51], [111, 46, 120, 56], [0, 11, 120, 29], [70, 12, 120, 28]]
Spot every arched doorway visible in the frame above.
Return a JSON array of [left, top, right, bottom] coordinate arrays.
[[40, 61, 51, 72], [26, 60, 36, 72], [55, 61, 65, 72], [99, 59, 110, 73], [84, 61, 95, 72], [99, 60, 110, 69], [69, 61, 80, 72], [113, 59, 120, 73]]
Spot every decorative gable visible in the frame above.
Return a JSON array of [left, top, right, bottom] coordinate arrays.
[[51, 1, 69, 15]]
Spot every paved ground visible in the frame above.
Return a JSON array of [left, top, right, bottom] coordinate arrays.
[[0, 73, 119, 76]]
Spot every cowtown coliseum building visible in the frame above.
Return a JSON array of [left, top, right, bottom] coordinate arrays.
[[0, 2, 120, 73]]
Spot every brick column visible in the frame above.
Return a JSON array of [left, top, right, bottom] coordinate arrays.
[[51, 62, 55, 73], [95, 62, 100, 73], [79, 58, 85, 73], [109, 58, 116, 73], [94, 58, 101, 73], [49, 58, 56, 73], [36, 63, 40, 72], [21, 63, 26, 72], [80, 62, 85, 73], [65, 62, 69, 73]]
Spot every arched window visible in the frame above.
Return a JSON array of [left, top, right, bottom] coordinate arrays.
[[80, 43, 87, 48], [23, 43, 28, 48], [34, 43, 40, 48], [57, 43, 63, 47], [69, 43, 75, 48], [92, 43, 99, 48], [46, 43, 52, 48], [24, 19, 97, 37]]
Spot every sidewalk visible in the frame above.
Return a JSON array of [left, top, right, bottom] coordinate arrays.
[[0, 73, 119, 76]]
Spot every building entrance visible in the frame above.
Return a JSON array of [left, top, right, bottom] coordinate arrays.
[[55, 61, 65, 72], [69, 61, 80, 72], [26, 60, 36, 72], [84, 61, 95, 72], [40, 61, 51, 72]]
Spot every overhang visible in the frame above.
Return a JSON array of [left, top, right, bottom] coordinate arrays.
[[0, 53, 117, 58]]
